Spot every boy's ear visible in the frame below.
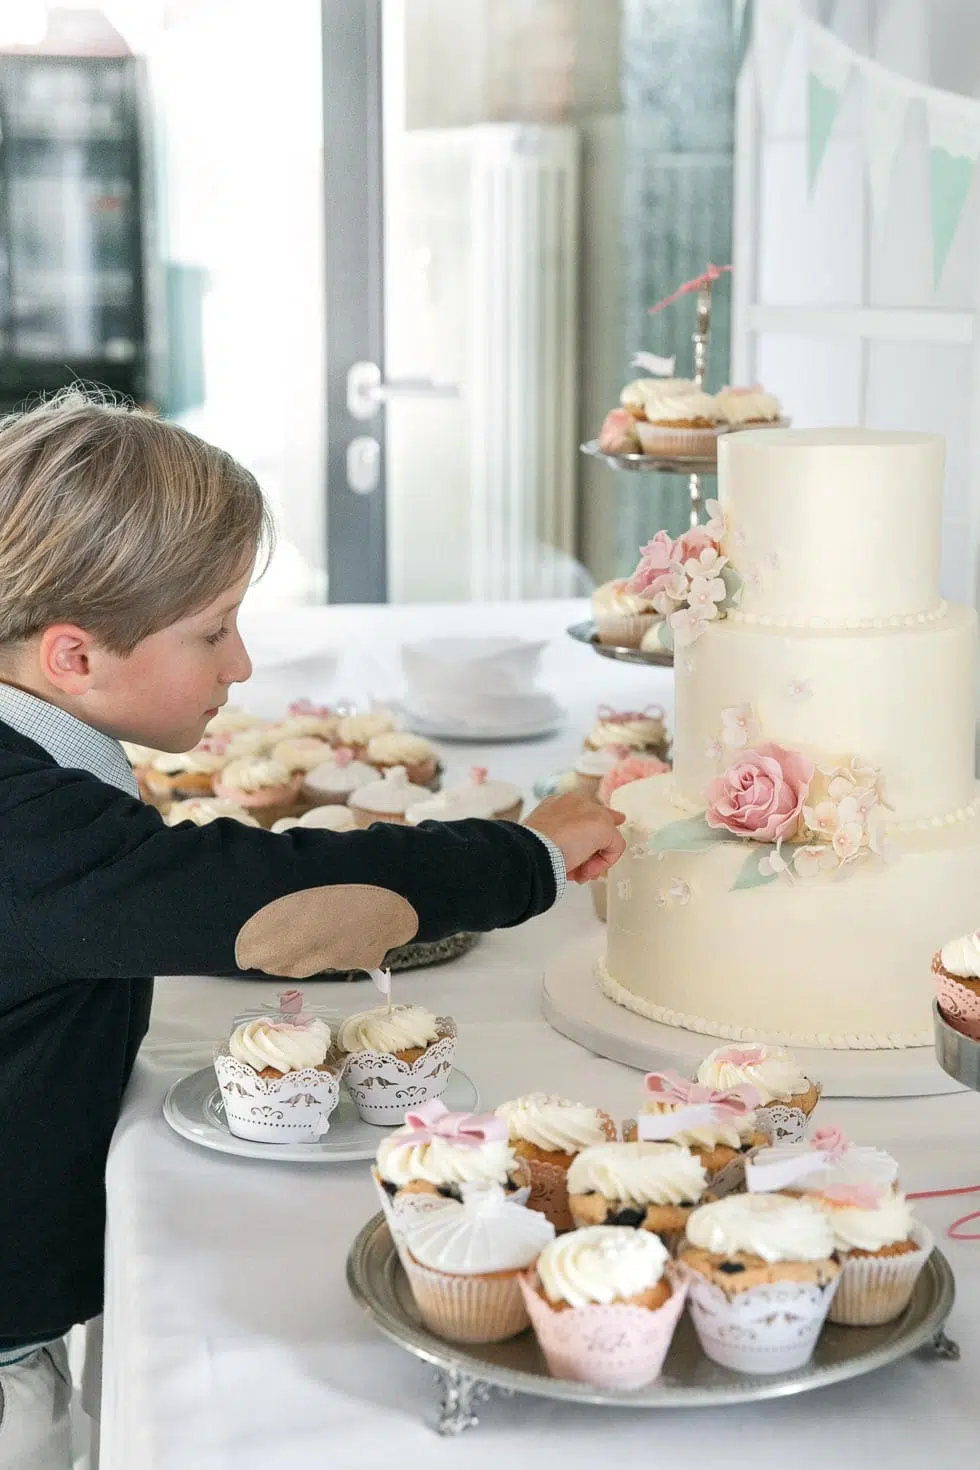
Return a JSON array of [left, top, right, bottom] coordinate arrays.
[[38, 625, 96, 693]]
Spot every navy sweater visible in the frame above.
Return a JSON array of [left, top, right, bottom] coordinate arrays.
[[0, 720, 556, 1345]]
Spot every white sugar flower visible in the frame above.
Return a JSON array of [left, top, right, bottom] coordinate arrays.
[[832, 817, 866, 862], [721, 704, 756, 749], [792, 844, 839, 879], [758, 841, 791, 880], [786, 677, 813, 701], [684, 547, 728, 580], [669, 606, 710, 647], [688, 574, 727, 611], [802, 800, 839, 838], [705, 737, 724, 761]]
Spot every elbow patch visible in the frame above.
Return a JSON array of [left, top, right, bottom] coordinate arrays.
[[234, 884, 419, 978]]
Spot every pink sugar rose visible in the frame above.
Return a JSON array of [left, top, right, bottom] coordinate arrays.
[[626, 529, 676, 595], [674, 526, 716, 562], [598, 755, 670, 807], [705, 742, 814, 843], [598, 408, 641, 455]]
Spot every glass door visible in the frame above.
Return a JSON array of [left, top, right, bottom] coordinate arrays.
[[321, 0, 736, 605]]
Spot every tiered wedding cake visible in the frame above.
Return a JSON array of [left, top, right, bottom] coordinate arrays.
[[601, 428, 980, 1049]]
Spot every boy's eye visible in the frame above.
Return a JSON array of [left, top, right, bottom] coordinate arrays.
[[204, 626, 229, 647]]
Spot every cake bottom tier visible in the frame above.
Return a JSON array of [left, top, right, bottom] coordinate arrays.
[[604, 775, 980, 1049]]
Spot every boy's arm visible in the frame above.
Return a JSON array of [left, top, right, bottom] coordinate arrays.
[[0, 762, 559, 981]]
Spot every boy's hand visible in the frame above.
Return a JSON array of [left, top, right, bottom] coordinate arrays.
[[524, 792, 627, 884]]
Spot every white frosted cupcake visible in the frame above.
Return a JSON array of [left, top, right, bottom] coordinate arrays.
[[585, 706, 669, 760], [714, 384, 784, 427], [334, 709, 396, 753], [620, 376, 697, 415], [374, 1102, 526, 1205], [301, 749, 377, 806], [270, 735, 333, 773], [164, 796, 261, 828], [816, 1189, 931, 1327], [338, 1005, 457, 1124], [520, 1226, 687, 1389], [631, 382, 721, 459], [213, 755, 304, 826], [204, 706, 267, 737], [347, 766, 432, 827], [932, 931, 980, 1041], [400, 1185, 555, 1344], [143, 740, 228, 802], [365, 731, 439, 788], [745, 1128, 899, 1200], [266, 709, 339, 743], [405, 785, 497, 825], [567, 1141, 709, 1246], [213, 1009, 340, 1144], [495, 1094, 618, 1231], [271, 804, 358, 834], [573, 744, 631, 799], [591, 579, 659, 649], [625, 1071, 767, 1193], [680, 1194, 840, 1373], [697, 1045, 821, 1143]]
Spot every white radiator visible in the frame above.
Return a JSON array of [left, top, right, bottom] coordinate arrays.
[[385, 124, 581, 602]]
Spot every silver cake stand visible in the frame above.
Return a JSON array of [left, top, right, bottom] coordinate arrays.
[[347, 1213, 957, 1435]]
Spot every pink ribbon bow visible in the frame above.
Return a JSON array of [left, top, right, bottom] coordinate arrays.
[[648, 263, 732, 315], [644, 1072, 759, 1115], [712, 1045, 768, 1067], [403, 1099, 506, 1146], [278, 989, 304, 1014], [820, 1184, 882, 1210], [289, 699, 333, 719], [596, 704, 665, 725]]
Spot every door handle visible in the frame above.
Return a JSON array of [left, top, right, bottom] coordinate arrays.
[[347, 360, 459, 420]]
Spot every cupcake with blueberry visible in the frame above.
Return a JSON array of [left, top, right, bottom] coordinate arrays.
[[624, 1071, 767, 1194], [495, 1094, 618, 1231], [567, 1141, 709, 1247], [365, 731, 440, 788], [213, 1002, 341, 1144], [520, 1226, 688, 1389], [696, 1044, 821, 1143], [142, 737, 229, 805], [680, 1193, 841, 1372], [213, 755, 304, 827], [347, 767, 433, 828], [338, 1004, 457, 1125]]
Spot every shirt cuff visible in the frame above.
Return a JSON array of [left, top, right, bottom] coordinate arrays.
[[529, 831, 567, 905]]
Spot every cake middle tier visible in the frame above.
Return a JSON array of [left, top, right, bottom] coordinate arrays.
[[673, 603, 978, 825]]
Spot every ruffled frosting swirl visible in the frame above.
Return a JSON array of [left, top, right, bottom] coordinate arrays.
[[567, 1142, 707, 1205], [228, 1016, 331, 1073], [638, 1099, 759, 1151], [713, 385, 782, 424], [685, 1193, 835, 1263], [376, 1131, 518, 1189], [631, 382, 718, 424], [335, 710, 396, 746], [495, 1094, 612, 1155], [336, 1003, 440, 1055], [218, 756, 293, 793], [151, 745, 227, 775], [815, 1192, 914, 1254], [537, 1225, 669, 1308], [270, 737, 333, 772], [697, 1045, 809, 1104], [939, 931, 980, 978], [303, 756, 377, 794], [404, 1186, 554, 1273], [620, 377, 696, 413], [366, 731, 435, 765]]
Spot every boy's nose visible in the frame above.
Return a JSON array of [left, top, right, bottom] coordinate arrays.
[[223, 632, 253, 685]]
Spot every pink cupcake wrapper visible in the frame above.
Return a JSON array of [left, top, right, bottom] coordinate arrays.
[[519, 1268, 688, 1390], [829, 1223, 933, 1326], [933, 970, 980, 1041]]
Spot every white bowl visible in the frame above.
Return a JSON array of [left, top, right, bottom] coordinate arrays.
[[401, 637, 546, 696]]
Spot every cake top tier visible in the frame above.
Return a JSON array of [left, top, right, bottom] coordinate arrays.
[[719, 429, 945, 627]]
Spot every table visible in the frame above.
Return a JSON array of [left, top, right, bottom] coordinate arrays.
[[100, 600, 980, 1468]]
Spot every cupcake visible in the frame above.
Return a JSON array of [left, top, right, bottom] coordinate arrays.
[[221, 727, 276, 760], [572, 744, 630, 800], [680, 1194, 841, 1373], [495, 1094, 618, 1231], [347, 766, 432, 828], [465, 767, 523, 821], [266, 706, 339, 743], [301, 748, 377, 806], [932, 931, 980, 1041], [164, 796, 261, 828], [270, 735, 333, 774], [566, 1141, 709, 1246], [338, 1005, 457, 1124], [631, 382, 721, 459], [204, 705, 267, 737], [585, 705, 670, 760], [591, 579, 659, 649], [596, 754, 670, 808], [365, 731, 440, 788], [333, 709, 396, 754], [400, 1185, 555, 1344], [213, 755, 304, 827], [619, 376, 697, 416], [714, 384, 784, 428], [597, 407, 641, 455], [213, 1005, 340, 1144], [142, 738, 229, 804], [519, 1226, 688, 1389], [405, 768, 523, 825], [745, 1126, 900, 1200], [120, 741, 162, 791], [815, 1187, 931, 1327], [696, 1045, 821, 1144], [271, 804, 358, 834], [624, 1071, 767, 1194]]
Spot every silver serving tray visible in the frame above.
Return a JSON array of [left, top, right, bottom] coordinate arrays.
[[580, 438, 719, 475], [347, 1213, 958, 1435], [567, 618, 674, 668], [934, 1000, 980, 1090]]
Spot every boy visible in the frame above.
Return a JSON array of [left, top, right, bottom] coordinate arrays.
[[0, 392, 624, 1468]]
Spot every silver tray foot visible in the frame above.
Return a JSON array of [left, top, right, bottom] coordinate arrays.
[[434, 1368, 494, 1435], [923, 1328, 960, 1362]]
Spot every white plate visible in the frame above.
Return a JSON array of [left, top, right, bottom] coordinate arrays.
[[163, 1065, 479, 1162]]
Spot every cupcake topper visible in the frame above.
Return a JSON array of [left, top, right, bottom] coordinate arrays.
[[278, 989, 304, 1014], [402, 1098, 506, 1146], [368, 967, 392, 1013], [647, 263, 732, 316], [809, 1125, 850, 1159], [469, 766, 489, 786], [745, 1148, 831, 1193], [643, 1071, 760, 1115], [631, 350, 677, 377]]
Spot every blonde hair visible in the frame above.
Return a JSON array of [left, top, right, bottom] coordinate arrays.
[[0, 388, 275, 656]]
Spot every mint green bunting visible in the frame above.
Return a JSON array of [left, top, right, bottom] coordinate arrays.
[[807, 71, 842, 193], [930, 146, 977, 287], [735, 0, 754, 76]]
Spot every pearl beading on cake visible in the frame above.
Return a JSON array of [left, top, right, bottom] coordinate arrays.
[[661, 782, 980, 835], [725, 600, 948, 632], [597, 960, 932, 1050]]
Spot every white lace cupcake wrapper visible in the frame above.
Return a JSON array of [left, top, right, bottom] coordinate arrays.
[[212, 1052, 340, 1144], [829, 1224, 933, 1326], [756, 1088, 821, 1146], [682, 1267, 840, 1374], [519, 1268, 688, 1390], [341, 1019, 457, 1124]]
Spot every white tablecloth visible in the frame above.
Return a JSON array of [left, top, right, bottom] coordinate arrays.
[[100, 601, 980, 1467]]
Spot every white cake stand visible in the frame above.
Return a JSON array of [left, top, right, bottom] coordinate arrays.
[[542, 935, 964, 1099]]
